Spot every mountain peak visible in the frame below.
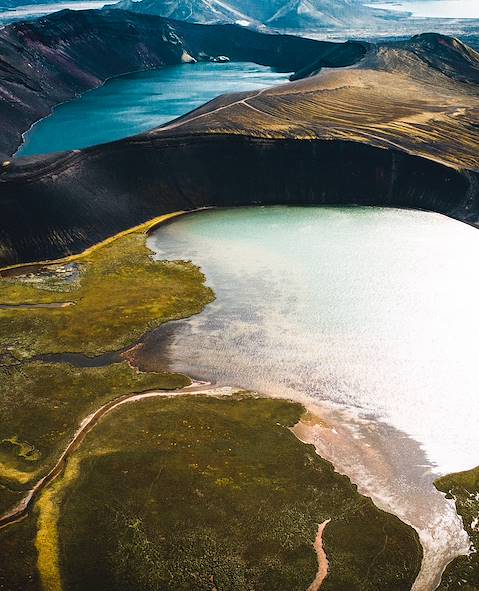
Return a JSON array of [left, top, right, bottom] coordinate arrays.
[[107, 0, 394, 29]]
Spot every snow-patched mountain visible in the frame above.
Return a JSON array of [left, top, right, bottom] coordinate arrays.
[[109, 0, 396, 29], [109, 0, 259, 26], [267, 0, 386, 28]]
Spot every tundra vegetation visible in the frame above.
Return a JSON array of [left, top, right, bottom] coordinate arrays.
[[0, 213, 428, 590], [0, 395, 423, 591], [0, 214, 213, 512]]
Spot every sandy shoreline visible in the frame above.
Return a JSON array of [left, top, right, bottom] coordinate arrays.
[[292, 401, 470, 591]]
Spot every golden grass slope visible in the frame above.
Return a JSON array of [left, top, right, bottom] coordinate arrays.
[[0, 212, 213, 358], [151, 47, 479, 171]]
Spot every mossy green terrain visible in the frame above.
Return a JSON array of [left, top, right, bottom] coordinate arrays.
[[0, 216, 213, 514], [435, 466, 479, 590], [0, 361, 189, 512], [31, 395, 420, 591], [0, 513, 40, 591], [0, 216, 213, 359], [0, 214, 424, 591]]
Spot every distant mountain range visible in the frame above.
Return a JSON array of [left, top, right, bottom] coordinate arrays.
[[108, 0, 403, 30]]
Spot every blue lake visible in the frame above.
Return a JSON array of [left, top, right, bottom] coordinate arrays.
[[17, 62, 290, 156]]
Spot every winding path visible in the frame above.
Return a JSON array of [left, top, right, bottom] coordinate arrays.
[[307, 519, 332, 591], [0, 381, 231, 530], [158, 87, 269, 133]]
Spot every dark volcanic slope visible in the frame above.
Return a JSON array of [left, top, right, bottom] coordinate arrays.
[[0, 27, 478, 267], [0, 9, 366, 157]]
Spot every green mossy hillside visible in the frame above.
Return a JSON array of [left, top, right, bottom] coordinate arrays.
[[0, 514, 40, 591], [0, 361, 188, 513], [0, 220, 213, 514]]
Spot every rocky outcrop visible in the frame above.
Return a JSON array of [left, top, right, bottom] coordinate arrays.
[[0, 23, 477, 268], [0, 9, 367, 157]]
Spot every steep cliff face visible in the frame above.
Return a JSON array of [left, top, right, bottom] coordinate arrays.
[[0, 137, 474, 267], [174, 20, 367, 72], [0, 9, 367, 157]]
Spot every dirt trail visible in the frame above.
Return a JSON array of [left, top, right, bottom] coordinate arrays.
[[158, 88, 268, 132], [307, 519, 332, 591], [0, 381, 233, 530]]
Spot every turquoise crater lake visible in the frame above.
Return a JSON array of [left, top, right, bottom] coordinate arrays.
[[17, 62, 290, 157]]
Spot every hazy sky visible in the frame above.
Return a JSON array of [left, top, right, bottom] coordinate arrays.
[[371, 0, 479, 18]]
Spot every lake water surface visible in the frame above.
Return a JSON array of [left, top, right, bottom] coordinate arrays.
[[17, 63, 290, 156], [144, 206, 478, 590]]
